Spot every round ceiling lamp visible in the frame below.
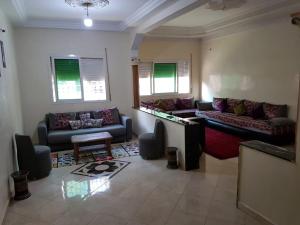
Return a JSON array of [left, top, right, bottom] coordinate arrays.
[[65, 0, 109, 27], [65, 0, 109, 8]]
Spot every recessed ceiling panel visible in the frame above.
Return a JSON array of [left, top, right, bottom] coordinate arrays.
[[164, 0, 276, 27]]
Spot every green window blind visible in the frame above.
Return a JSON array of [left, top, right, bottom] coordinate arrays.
[[54, 59, 80, 82], [54, 58, 81, 100], [153, 63, 177, 78]]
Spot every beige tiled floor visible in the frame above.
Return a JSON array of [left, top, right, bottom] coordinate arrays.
[[3, 154, 263, 225]]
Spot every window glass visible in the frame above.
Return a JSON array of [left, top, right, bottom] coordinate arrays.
[[153, 63, 177, 93], [54, 59, 81, 100]]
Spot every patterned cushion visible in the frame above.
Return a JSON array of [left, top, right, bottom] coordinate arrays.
[[81, 119, 103, 128], [212, 98, 227, 112], [176, 98, 193, 110], [76, 111, 93, 120], [79, 113, 91, 121], [263, 103, 287, 119], [48, 112, 76, 130], [141, 101, 155, 109], [196, 102, 213, 111], [233, 103, 246, 116], [252, 104, 265, 119], [69, 120, 82, 130], [93, 107, 120, 125], [155, 99, 176, 111], [196, 110, 295, 136], [226, 98, 242, 113]]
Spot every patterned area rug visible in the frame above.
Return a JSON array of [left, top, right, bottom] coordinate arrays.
[[51, 142, 139, 168], [71, 160, 130, 178], [121, 142, 139, 156]]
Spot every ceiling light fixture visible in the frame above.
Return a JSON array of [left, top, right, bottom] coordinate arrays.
[[65, 0, 109, 28], [83, 4, 93, 27], [65, 0, 109, 8]]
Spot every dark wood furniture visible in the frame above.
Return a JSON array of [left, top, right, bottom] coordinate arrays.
[[71, 132, 113, 163]]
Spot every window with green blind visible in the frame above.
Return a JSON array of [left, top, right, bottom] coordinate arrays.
[[153, 63, 177, 93], [54, 59, 82, 100], [51, 56, 109, 102]]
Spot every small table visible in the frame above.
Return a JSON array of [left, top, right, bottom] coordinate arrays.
[[71, 132, 113, 163]]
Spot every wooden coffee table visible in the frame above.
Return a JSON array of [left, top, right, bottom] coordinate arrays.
[[71, 132, 113, 163]]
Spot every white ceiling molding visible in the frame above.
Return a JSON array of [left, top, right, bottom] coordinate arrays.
[[121, 0, 173, 31], [136, 0, 210, 33], [147, 1, 300, 39], [21, 18, 122, 32], [12, 0, 27, 20]]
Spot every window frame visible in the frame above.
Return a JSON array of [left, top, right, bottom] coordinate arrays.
[[138, 59, 191, 97], [50, 55, 111, 104]]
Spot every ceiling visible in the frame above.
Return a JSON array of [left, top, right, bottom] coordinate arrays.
[[23, 0, 148, 21], [164, 0, 272, 27], [0, 0, 299, 38]]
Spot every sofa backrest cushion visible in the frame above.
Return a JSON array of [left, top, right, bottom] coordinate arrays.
[[212, 97, 227, 112], [243, 100, 265, 119], [263, 103, 287, 119], [93, 107, 121, 125], [155, 99, 176, 111], [48, 112, 76, 130], [226, 98, 242, 113], [141, 100, 155, 109], [176, 97, 194, 110]]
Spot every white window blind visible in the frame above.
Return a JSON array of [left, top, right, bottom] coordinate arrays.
[[138, 62, 152, 96], [178, 60, 190, 94], [80, 58, 107, 101]]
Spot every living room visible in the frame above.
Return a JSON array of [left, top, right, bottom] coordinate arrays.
[[0, 1, 300, 225]]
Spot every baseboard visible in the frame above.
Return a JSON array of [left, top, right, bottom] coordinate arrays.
[[238, 201, 276, 225], [0, 199, 9, 225]]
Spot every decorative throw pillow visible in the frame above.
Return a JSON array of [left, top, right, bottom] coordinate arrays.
[[212, 98, 227, 112], [226, 98, 242, 113], [81, 119, 103, 128], [196, 101, 213, 111], [176, 98, 193, 110], [263, 103, 287, 119], [141, 100, 155, 109], [93, 107, 120, 125], [48, 112, 76, 130], [79, 113, 91, 121], [252, 103, 265, 119], [233, 103, 246, 116], [69, 120, 82, 130], [156, 99, 176, 111]]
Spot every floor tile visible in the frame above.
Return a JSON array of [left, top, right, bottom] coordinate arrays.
[[3, 153, 262, 225]]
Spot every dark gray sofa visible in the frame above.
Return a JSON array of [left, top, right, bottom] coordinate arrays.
[[38, 114, 132, 152]]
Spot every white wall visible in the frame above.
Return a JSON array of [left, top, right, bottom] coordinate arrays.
[[14, 28, 132, 141], [0, 11, 23, 224], [238, 144, 300, 225], [138, 37, 201, 101], [132, 109, 186, 169], [201, 20, 300, 120]]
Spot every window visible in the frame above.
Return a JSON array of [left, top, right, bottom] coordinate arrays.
[[51, 56, 109, 102], [153, 63, 177, 94], [138, 60, 190, 96], [138, 62, 152, 96]]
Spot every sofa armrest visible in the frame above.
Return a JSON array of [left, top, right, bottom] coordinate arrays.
[[196, 101, 213, 111], [38, 121, 48, 145], [120, 115, 132, 141]]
